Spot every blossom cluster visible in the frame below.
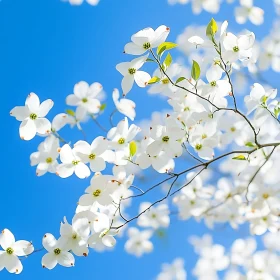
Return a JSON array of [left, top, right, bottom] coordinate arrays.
[[5, 16, 280, 279]]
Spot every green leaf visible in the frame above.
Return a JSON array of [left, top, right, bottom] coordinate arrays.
[[148, 76, 161, 84], [157, 42, 177, 57], [100, 103, 106, 111], [274, 107, 280, 118], [129, 141, 137, 157], [232, 155, 246, 160], [245, 142, 255, 148], [146, 58, 156, 63], [66, 109, 75, 117], [163, 53, 172, 70], [191, 60, 200, 81], [175, 77, 186, 84], [206, 18, 218, 39]]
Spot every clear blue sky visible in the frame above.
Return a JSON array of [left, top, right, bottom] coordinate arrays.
[[0, 0, 277, 279]]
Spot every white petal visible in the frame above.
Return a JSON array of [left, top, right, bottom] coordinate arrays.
[[121, 75, 134, 96], [66, 94, 80, 106], [42, 234, 57, 251], [42, 253, 57, 269], [124, 42, 146, 55], [102, 235, 116, 248], [52, 113, 68, 132], [13, 241, 34, 256], [151, 25, 170, 47], [10, 106, 29, 121], [89, 157, 106, 172], [19, 119, 36, 140], [56, 164, 75, 178], [74, 140, 91, 155], [57, 252, 75, 267], [35, 118, 51, 135], [25, 92, 40, 113], [38, 99, 53, 117], [75, 163, 90, 179], [5, 255, 23, 274], [134, 71, 151, 88], [74, 81, 89, 99], [0, 229, 15, 250], [60, 144, 74, 163], [116, 62, 131, 76]]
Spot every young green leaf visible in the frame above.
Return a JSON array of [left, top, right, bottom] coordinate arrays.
[[148, 76, 161, 84], [157, 42, 177, 57], [191, 60, 200, 81], [245, 142, 256, 148], [100, 103, 106, 111], [66, 109, 75, 117], [206, 18, 218, 39], [129, 141, 137, 157], [163, 53, 172, 69], [232, 155, 246, 160], [175, 77, 186, 84]]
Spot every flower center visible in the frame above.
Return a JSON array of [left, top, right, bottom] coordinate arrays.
[[262, 193, 269, 199], [143, 42, 151, 49], [210, 81, 216, 87], [128, 68, 136, 75], [89, 153, 96, 160], [201, 134, 207, 139], [162, 136, 169, 142], [195, 144, 202, 150], [72, 160, 79, 165], [184, 107, 190, 111], [30, 113, 37, 120], [151, 213, 157, 218], [233, 46, 239, 52], [230, 127, 236, 132], [93, 189, 101, 197], [46, 157, 53, 164], [72, 234, 77, 240], [6, 247, 14, 255], [118, 138, 125, 144], [162, 78, 169, 84], [54, 248, 61, 255], [82, 98, 88, 103]]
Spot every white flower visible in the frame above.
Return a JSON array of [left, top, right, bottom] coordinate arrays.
[[235, 0, 264, 26], [112, 89, 136, 121], [124, 25, 170, 55], [66, 81, 102, 114], [0, 229, 34, 274], [88, 229, 117, 251], [137, 203, 170, 229], [41, 234, 74, 269], [157, 258, 187, 280], [60, 216, 90, 257], [10, 92, 53, 140], [116, 54, 151, 95], [223, 32, 255, 62], [66, 0, 100, 6], [30, 135, 60, 176], [56, 144, 90, 179], [125, 227, 153, 257], [51, 113, 69, 132], [73, 137, 111, 172]]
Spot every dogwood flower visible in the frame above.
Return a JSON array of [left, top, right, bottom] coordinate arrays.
[[137, 203, 170, 229], [124, 25, 170, 55], [125, 227, 153, 257], [235, 0, 264, 26], [0, 229, 34, 274], [116, 54, 151, 95], [10, 92, 53, 140], [73, 137, 111, 172], [223, 32, 255, 62], [41, 233, 74, 269], [66, 81, 102, 114], [112, 89, 136, 121], [157, 258, 187, 280], [56, 144, 90, 179], [30, 135, 60, 176]]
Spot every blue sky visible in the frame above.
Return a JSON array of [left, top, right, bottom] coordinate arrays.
[[0, 0, 277, 279]]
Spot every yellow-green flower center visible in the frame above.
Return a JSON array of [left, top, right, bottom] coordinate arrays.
[[162, 78, 169, 84], [230, 127, 236, 132], [128, 68, 136, 75], [262, 193, 269, 199], [54, 248, 61, 255], [6, 247, 13, 255], [93, 189, 101, 197], [82, 98, 88, 103], [118, 138, 125, 144], [46, 157, 53, 164], [72, 160, 79, 165], [162, 136, 169, 142], [72, 234, 77, 240], [210, 81, 216, 87], [233, 46, 239, 52], [30, 113, 37, 120], [89, 153, 96, 160], [195, 144, 202, 150], [143, 42, 151, 49], [202, 134, 207, 139]]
